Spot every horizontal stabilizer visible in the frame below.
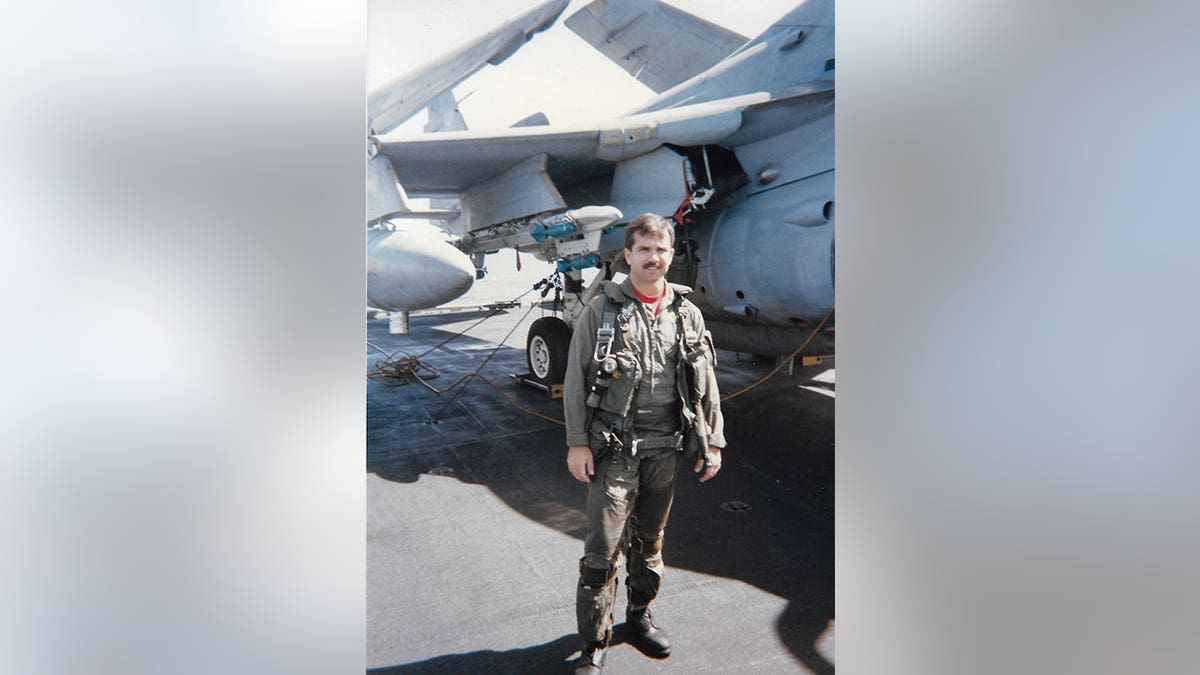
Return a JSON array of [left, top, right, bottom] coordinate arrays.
[[565, 0, 747, 93]]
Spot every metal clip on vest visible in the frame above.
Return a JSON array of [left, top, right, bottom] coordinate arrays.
[[594, 325, 614, 361], [586, 318, 619, 409], [586, 356, 619, 409]]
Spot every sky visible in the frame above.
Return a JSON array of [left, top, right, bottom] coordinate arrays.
[[367, 0, 802, 133]]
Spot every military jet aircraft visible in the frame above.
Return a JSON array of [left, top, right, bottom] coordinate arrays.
[[367, 0, 571, 328], [370, 0, 834, 382]]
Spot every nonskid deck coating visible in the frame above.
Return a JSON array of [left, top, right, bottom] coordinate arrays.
[[367, 307, 834, 673]]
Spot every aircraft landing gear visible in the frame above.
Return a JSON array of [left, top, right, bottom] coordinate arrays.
[[526, 317, 572, 385]]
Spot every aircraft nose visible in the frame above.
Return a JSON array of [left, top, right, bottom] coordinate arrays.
[[367, 225, 475, 311]]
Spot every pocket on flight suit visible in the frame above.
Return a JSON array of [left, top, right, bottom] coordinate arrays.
[[682, 329, 715, 401], [601, 454, 636, 502], [596, 351, 642, 417], [681, 329, 715, 455]]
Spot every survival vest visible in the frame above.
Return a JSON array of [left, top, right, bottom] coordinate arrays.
[[584, 286, 717, 456]]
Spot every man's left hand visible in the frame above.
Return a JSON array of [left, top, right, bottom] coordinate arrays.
[[695, 446, 722, 483]]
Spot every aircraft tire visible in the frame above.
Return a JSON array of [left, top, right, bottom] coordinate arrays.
[[526, 317, 572, 385]]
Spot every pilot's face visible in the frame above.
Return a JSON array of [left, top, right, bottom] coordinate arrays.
[[624, 229, 674, 290]]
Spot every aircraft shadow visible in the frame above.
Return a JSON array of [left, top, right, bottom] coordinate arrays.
[[367, 314, 833, 672]]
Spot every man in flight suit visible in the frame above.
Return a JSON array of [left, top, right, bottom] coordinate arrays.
[[564, 213, 725, 673]]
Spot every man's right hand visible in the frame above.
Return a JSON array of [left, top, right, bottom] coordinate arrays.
[[567, 445, 594, 483]]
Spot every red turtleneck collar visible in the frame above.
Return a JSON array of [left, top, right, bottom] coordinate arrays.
[[632, 282, 665, 317]]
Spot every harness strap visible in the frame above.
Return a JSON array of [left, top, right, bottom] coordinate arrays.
[[674, 300, 696, 351], [629, 434, 683, 455], [675, 303, 699, 429], [595, 295, 639, 359], [579, 560, 617, 588], [594, 306, 617, 360], [627, 534, 663, 557]]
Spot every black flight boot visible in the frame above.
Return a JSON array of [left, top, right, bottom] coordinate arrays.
[[626, 606, 671, 657], [575, 640, 608, 674]]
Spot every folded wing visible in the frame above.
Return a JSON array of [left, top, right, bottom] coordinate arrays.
[[564, 0, 748, 93], [368, 0, 569, 134]]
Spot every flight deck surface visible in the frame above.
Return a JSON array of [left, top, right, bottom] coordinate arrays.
[[366, 304, 834, 673]]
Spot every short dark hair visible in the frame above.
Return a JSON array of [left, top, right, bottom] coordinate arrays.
[[623, 213, 675, 250]]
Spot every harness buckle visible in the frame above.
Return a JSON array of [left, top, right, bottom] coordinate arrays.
[[594, 326, 614, 360]]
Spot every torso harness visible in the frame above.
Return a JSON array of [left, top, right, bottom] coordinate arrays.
[[584, 292, 716, 459]]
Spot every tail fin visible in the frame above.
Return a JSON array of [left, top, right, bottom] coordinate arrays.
[[423, 90, 468, 133]]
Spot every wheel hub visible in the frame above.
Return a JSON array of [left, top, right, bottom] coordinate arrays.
[[530, 336, 551, 378]]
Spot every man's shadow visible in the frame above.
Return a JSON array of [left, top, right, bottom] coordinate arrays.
[[368, 623, 676, 674], [367, 634, 578, 674]]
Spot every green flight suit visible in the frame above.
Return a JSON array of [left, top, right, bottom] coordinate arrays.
[[564, 278, 725, 643]]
